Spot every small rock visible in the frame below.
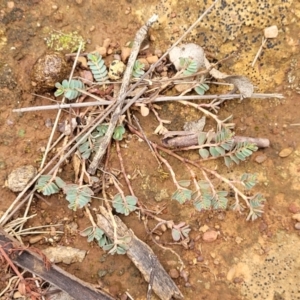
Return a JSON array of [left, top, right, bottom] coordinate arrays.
[[180, 269, 189, 282], [146, 55, 158, 64], [169, 43, 205, 71], [154, 49, 162, 57], [197, 256, 204, 262], [6, 165, 37, 192], [199, 224, 209, 232], [29, 235, 44, 244], [43, 246, 86, 264], [150, 34, 156, 41], [95, 46, 107, 57], [31, 52, 70, 92], [125, 6, 131, 14], [103, 38, 111, 50], [264, 25, 278, 39], [295, 222, 300, 230], [120, 293, 128, 300], [121, 47, 131, 62], [203, 230, 218, 242], [233, 277, 244, 284], [108, 60, 126, 80], [292, 213, 300, 222], [89, 25, 95, 32], [279, 147, 293, 158], [98, 269, 108, 278], [7, 1, 14, 9], [255, 154, 267, 164], [77, 56, 87, 68], [169, 268, 180, 279], [289, 202, 300, 214], [235, 236, 243, 244]]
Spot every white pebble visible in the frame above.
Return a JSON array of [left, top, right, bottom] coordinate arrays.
[[264, 25, 278, 39]]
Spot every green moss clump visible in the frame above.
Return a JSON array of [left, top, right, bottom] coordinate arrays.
[[45, 30, 86, 52]]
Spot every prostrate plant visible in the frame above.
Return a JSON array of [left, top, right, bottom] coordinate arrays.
[[167, 128, 264, 221], [45, 45, 267, 259]]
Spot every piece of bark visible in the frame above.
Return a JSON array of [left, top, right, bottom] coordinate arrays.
[[162, 132, 270, 148], [0, 228, 115, 300], [97, 207, 184, 300]]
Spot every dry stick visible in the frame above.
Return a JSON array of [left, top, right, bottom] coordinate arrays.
[[87, 15, 158, 175], [12, 92, 284, 113], [39, 43, 83, 170]]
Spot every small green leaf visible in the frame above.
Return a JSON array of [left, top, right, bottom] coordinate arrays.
[[199, 148, 210, 159], [215, 146, 225, 156], [197, 180, 210, 191], [113, 125, 125, 141], [224, 156, 233, 168], [55, 176, 66, 188], [172, 188, 192, 204], [178, 180, 191, 188], [97, 124, 109, 136], [36, 175, 60, 196], [18, 129, 26, 137], [112, 194, 137, 216], [197, 132, 207, 145], [209, 146, 220, 157], [172, 228, 181, 241]]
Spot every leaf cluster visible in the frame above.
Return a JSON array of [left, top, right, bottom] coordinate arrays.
[[35, 175, 93, 211], [54, 79, 85, 100], [171, 171, 262, 220], [132, 60, 145, 78], [171, 222, 191, 242], [77, 124, 126, 159], [87, 52, 108, 82], [197, 129, 258, 167], [112, 194, 138, 216]]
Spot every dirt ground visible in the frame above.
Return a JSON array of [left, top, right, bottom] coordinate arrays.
[[1, 0, 300, 299]]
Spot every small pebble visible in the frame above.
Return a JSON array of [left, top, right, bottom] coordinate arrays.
[[95, 46, 107, 57], [7, 1, 14, 9], [197, 256, 204, 262], [264, 25, 278, 39], [292, 213, 300, 222], [121, 47, 131, 62], [233, 277, 244, 284], [279, 147, 293, 158], [29, 235, 44, 244], [294, 222, 300, 230], [180, 270, 189, 282], [169, 268, 180, 279], [146, 55, 159, 64], [289, 202, 300, 214], [89, 25, 95, 32], [125, 6, 131, 14], [202, 230, 218, 242], [154, 49, 162, 57], [150, 34, 156, 42], [255, 154, 267, 164]]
